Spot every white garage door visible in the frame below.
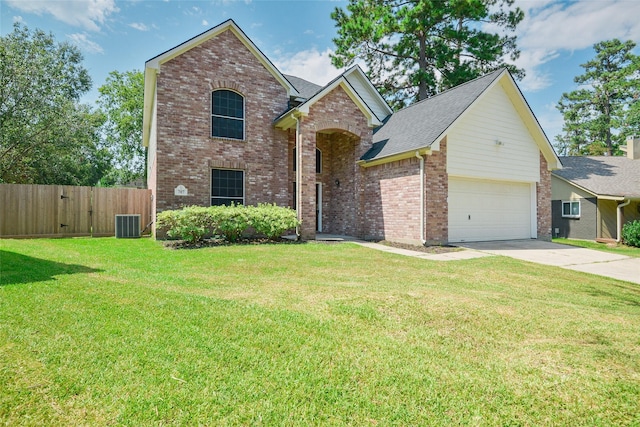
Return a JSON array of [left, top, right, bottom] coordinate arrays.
[[448, 177, 534, 243]]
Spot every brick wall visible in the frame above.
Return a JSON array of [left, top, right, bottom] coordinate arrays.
[[297, 85, 372, 239], [425, 139, 448, 244], [537, 153, 552, 240], [361, 139, 448, 245], [362, 158, 421, 243], [154, 29, 290, 216]]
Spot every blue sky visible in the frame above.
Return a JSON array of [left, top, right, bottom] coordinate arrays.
[[2, 0, 639, 144]]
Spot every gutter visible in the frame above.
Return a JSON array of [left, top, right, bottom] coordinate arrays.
[[616, 199, 631, 243], [415, 151, 426, 245]]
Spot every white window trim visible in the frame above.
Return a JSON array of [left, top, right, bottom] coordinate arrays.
[[210, 168, 245, 206], [562, 200, 580, 218], [211, 89, 245, 141]]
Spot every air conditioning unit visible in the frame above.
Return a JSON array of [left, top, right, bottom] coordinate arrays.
[[115, 214, 141, 238]]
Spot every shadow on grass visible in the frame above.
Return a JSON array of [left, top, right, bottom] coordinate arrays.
[[0, 250, 102, 286]]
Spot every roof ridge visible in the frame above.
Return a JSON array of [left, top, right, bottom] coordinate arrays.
[[392, 68, 506, 114]]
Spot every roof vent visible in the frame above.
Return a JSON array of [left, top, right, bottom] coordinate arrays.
[[115, 214, 141, 238]]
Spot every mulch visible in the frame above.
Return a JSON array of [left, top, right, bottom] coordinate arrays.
[[163, 237, 460, 253], [374, 240, 461, 254], [163, 237, 300, 250]]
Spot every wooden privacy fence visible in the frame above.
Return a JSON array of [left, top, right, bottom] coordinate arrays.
[[0, 184, 152, 238]]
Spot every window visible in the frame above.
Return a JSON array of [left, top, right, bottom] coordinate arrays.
[[212, 90, 244, 140], [211, 169, 244, 206], [292, 147, 322, 173], [562, 200, 580, 218], [316, 148, 322, 174]]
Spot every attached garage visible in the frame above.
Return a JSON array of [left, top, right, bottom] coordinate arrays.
[[448, 177, 535, 242]]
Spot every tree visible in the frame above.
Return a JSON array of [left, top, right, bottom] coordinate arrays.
[[556, 39, 640, 156], [0, 23, 108, 185], [97, 70, 146, 186], [331, 0, 524, 108]]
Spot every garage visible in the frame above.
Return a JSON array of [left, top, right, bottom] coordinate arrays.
[[448, 177, 534, 242]]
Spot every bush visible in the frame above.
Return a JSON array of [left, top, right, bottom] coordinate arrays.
[[250, 203, 300, 240], [156, 204, 300, 244], [210, 204, 250, 243], [157, 206, 215, 243], [622, 220, 640, 247]]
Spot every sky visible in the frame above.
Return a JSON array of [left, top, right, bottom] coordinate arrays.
[[1, 0, 640, 145]]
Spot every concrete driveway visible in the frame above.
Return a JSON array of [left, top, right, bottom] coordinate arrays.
[[460, 240, 640, 285]]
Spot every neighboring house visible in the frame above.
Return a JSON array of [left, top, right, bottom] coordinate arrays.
[[551, 138, 640, 242], [143, 19, 561, 244]]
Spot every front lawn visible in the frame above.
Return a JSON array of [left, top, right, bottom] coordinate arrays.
[[553, 237, 640, 258], [1, 238, 639, 426]]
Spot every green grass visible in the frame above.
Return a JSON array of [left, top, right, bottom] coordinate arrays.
[[1, 237, 639, 426], [553, 237, 640, 258]]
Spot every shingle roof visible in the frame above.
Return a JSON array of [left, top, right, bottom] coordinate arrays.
[[361, 69, 504, 161], [283, 74, 322, 100], [553, 156, 640, 198]]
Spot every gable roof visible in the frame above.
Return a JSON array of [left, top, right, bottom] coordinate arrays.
[[143, 19, 298, 147], [284, 75, 322, 100], [360, 69, 561, 170], [553, 156, 640, 199], [275, 65, 393, 129]]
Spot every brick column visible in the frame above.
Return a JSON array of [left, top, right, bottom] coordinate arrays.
[[537, 153, 552, 241], [425, 139, 448, 244], [299, 120, 317, 240]]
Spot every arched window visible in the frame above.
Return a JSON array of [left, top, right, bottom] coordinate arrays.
[[211, 90, 244, 140], [293, 147, 322, 173]]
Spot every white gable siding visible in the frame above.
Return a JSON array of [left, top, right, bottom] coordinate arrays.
[[345, 73, 389, 121], [446, 83, 540, 182]]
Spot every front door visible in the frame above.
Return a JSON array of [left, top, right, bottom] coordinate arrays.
[[316, 183, 322, 232]]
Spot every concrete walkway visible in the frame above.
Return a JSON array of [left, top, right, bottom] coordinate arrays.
[[314, 235, 639, 284], [460, 240, 640, 285]]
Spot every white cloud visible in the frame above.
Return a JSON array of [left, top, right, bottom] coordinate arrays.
[[12, 15, 23, 24], [67, 32, 104, 54], [6, 0, 118, 31], [129, 22, 149, 31], [202, 19, 209, 26], [535, 102, 565, 146], [273, 48, 344, 86], [512, 0, 640, 91]]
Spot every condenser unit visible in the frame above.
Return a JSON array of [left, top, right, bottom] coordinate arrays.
[[115, 214, 141, 238]]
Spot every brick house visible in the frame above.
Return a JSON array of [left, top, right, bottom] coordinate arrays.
[[551, 138, 640, 242], [143, 19, 562, 244]]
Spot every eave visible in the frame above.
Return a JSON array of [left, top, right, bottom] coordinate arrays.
[[357, 147, 432, 168]]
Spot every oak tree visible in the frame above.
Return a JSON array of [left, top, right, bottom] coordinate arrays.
[[0, 24, 109, 184], [97, 70, 146, 186]]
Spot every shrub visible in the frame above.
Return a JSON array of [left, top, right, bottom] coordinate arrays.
[[210, 204, 250, 242], [157, 206, 215, 243], [156, 209, 179, 238], [156, 204, 300, 244], [622, 220, 640, 247], [250, 203, 300, 240]]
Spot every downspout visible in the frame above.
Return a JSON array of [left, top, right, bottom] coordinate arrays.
[[616, 199, 631, 243], [292, 114, 302, 240], [415, 151, 426, 245]]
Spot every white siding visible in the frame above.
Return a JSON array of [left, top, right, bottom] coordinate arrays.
[[447, 83, 540, 183], [345, 72, 389, 121]]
